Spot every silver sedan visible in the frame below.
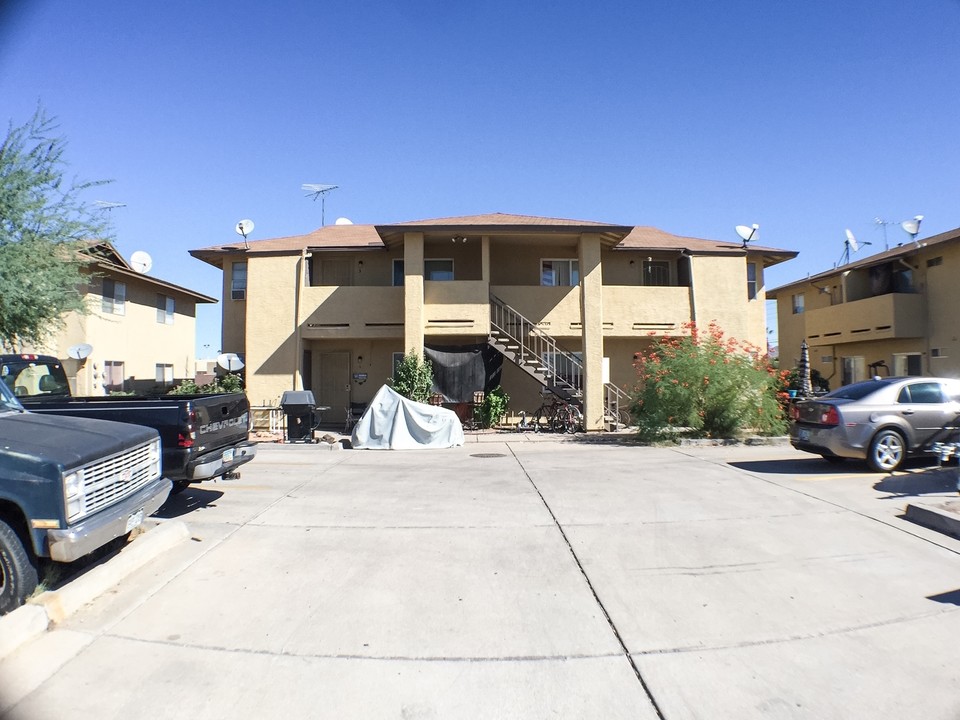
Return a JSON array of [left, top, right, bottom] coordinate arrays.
[[789, 376, 960, 472]]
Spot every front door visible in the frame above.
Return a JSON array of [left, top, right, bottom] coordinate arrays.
[[317, 351, 350, 426]]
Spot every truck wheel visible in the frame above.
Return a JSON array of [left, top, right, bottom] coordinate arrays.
[[868, 429, 906, 473], [0, 518, 39, 615]]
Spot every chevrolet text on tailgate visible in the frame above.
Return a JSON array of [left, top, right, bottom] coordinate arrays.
[[1, 354, 257, 494], [0, 379, 170, 614]]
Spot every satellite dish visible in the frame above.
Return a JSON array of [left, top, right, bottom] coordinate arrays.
[[334, 217, 353, 225], [130, 250, 153, 274], [67, 343, 93, 360], [735, 224, 759, 245], [901, 215, 923, 239], [845, 229, 858, 252], [217, 353, 245, 372], [235, 219, 255, 239]]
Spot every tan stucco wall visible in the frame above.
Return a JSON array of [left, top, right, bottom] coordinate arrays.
[[221, 255, 247, 358], [690, 255, 766, 349]]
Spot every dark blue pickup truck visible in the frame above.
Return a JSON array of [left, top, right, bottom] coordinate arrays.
[[0, 379, 170, 614], [1, 354, 256, 493]]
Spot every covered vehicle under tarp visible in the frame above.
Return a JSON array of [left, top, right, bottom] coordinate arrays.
[[351, 385, 464, 450]]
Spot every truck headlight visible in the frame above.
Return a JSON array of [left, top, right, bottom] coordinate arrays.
[[64, 469, 86, 520], [149, 437, 161, 477]]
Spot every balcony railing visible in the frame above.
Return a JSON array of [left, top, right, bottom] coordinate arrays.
[[804, 293, 923, 346]]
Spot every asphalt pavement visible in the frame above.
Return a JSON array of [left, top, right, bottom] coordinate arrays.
[[1, 437, 959, 719]]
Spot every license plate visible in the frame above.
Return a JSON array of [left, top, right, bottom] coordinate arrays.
[[798, 428, 811, 441], [125, 508, 144, 533], [222, 448, 235, 464]]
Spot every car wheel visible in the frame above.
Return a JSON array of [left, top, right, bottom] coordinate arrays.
[[0, 518, 39, 615], [868, 429, 906, 472], [821, 455, 846, 464]]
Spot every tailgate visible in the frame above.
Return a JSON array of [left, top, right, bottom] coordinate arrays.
[[191, 393, 251, 451]]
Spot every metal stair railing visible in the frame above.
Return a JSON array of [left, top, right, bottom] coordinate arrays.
[[489, 293, 582, 399], [603, 382, 631, 430]]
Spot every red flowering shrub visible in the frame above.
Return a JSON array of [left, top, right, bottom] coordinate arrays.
[[631, 322, 789, 440]]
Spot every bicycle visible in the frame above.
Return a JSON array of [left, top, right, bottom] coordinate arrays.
[[531, 392, 583, 434]]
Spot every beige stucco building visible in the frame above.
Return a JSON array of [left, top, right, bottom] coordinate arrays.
[[769, 225, 960, 388], [191, 213, 795, 430], [7, 242, 216, 395]]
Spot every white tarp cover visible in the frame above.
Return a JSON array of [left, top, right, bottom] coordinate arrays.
[[351, 385, 464, 450]]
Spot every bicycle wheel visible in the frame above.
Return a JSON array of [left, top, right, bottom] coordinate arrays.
[[564, 405, 584, 434]]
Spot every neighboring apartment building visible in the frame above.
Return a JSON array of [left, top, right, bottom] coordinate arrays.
[[7, 241, 216, 395], [769, 225, 960, 388], [190, 213, 796, 430]]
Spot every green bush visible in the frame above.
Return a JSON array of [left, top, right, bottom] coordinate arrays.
[[389, 351, 434, 402], [168, 372, 244, 395], [631, 322, 788, 440], [479, 386, 509, 428]]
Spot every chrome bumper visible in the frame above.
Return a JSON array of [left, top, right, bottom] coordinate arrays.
[[189, 441, 257, 480], [47, 476, 172, 563]]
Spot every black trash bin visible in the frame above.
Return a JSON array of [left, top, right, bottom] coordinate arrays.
[[280, 390, 317, 443]]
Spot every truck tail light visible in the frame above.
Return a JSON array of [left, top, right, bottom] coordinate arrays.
[[178, 432, 194, 448]]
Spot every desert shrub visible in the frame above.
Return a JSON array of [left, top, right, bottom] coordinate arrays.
[[389, 351, 434, 402], [479, 386, 509, 428], [631, 322, 788, 440], [169, 372, 244, 395]]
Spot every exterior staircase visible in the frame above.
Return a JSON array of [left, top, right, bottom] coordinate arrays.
[[489, 294, 629, 429]]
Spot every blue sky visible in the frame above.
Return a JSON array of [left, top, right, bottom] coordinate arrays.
[[2, 0, 959, 355]]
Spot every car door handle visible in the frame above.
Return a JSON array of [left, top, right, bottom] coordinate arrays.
[[901, 410, 915, 415]]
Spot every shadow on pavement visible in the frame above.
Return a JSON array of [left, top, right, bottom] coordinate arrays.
[[728, 458, 865, 475], [927, 589, 960, 606], [156, 487, 224, 519], [873, 466, 958, 499]]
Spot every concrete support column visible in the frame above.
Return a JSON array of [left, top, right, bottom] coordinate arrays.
[[579, 233, 604, 431], [403, 232, 425, 357], [481, 235, 491, 283]]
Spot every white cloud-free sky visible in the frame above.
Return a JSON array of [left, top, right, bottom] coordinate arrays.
[[2, 0, 958, 353]]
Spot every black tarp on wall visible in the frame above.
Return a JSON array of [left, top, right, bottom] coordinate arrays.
[[424, 343, 503, 403]]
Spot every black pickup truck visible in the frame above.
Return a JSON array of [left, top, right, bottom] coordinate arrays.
[[1, 354, 256, 493]]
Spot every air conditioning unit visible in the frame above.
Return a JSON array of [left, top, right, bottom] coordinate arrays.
[[231, 289, 246, 300]]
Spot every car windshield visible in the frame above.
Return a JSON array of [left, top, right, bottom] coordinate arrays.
[[0, 378, 25, 412], [0, 357, 71, 398], [824, 379, 889, 401]]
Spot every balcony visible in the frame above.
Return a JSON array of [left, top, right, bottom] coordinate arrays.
[[424, 280, 490, 335], [299, 286, 404, 338], [601, 286, 691, 336], [804, 293, 923, 346]]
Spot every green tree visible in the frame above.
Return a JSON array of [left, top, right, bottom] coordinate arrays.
[[0, 107, 109, 349], [389, 350, 434, 402], [631, 322, 788, 440]]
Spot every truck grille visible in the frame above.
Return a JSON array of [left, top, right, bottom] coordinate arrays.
[[67, 438, 162, 521]]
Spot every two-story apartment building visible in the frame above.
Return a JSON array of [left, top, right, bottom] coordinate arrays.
[[769, 225, 960, 388], [190, 213, 796, 430], [6, 241, 217, 395]]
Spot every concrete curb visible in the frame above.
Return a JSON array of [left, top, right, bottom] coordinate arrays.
[[904, 500, 960, 540], [0, 520, 190, 661]]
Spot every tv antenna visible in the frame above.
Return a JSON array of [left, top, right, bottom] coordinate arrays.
[[838, 228, 871, 266], [873, 217, 896, 250], [94, 200, 126, 211], [302, 184, 338, 225], [735, 224, 759, 249], [235, 219, 255, 249], [129, 250, 153, 274]]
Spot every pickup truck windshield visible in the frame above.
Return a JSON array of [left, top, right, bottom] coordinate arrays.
[[0, 376, 26, 412], [0, 357, 71, 398]]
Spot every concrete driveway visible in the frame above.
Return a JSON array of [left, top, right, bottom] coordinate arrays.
[[2, 438, 959, 719]]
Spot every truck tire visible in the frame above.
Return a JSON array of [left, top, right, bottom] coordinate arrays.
[[0, 518, 39, 615]]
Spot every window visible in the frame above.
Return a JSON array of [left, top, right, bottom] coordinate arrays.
[[898, 382, 945, 404], [155, 363, 174, 386], [101, 279, 126, 315], [747, 262, 758, 300], [792, 293, 805, 314], [424, 259, 454, 281], [231, 262, 247, 300], [104, 361, 124, 392], [541, 259, 579, 286], [156, 294, 174, 324], [893, 353, 923, 376], [393, 259, 405, 286], [642, 260, 670, 287]]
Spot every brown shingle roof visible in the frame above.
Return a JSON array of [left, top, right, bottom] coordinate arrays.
[[387, 212, 618, 227]]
